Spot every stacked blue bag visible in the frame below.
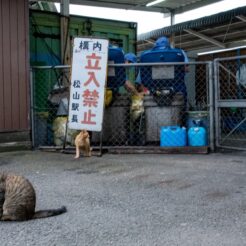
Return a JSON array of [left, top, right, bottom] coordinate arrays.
[[107, 45, 126, 91], [140, 36, 187, 103]]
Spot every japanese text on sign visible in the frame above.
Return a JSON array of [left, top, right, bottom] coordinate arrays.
[[68, 37, 109, 131]]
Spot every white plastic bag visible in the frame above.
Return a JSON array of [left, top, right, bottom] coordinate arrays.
[[236, 64, 246, 88], [53, 116, 79, 146]]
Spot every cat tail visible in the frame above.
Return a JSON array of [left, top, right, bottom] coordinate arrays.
[[33, 206, 67, 219]]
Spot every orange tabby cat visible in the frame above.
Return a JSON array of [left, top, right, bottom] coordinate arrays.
[[74, 130, 91, 159]]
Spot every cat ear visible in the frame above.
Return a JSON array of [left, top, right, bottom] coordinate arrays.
[[84, 131, 89, 139]]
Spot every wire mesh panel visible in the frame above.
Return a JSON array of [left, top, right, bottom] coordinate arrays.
[[31, 62, 212, 149], [92, 62, 211, 148], [31, 66, 77, 147], [215, 56, 246, 150], [91, 95, 131, 146]]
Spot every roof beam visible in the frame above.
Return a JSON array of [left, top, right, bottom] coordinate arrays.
[[48, 0, 167, 13], [186, 41, 246, 56], [30, 0, 224, 14], [236, 15, 246, 22], [184, 28, 226, 48], [144, 39, 155, 45], [179, 31, 246, 48]]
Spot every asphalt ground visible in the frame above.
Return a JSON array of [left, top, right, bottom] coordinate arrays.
[[0, 150, 246, 246]]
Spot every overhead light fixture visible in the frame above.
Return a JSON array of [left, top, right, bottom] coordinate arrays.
[[146, 0, 166, 7]]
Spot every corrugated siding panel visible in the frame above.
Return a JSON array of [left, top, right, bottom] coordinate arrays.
[[0, 0, 29, 132]]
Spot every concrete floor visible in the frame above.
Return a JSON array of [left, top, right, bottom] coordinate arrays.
[[0, 150, 246, 246]]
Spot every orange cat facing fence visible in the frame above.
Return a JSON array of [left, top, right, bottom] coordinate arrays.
[[74, 130, 92, 159]]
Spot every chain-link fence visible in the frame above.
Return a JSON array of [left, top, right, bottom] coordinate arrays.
[[214, 55, 246, 150], [30, 66, 72, 148], [31, 62, 213, 150]]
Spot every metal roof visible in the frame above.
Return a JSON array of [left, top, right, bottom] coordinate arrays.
[[40, 0, 224, 14], [137, 6, 246, 56], [30, 1, 245, 56]]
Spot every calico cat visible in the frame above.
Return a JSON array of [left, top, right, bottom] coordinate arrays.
[[0, 172, 67, 221], [74, 130, 92, 159]]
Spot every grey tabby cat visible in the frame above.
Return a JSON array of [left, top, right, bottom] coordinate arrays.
[[0, 172, 67, 221]]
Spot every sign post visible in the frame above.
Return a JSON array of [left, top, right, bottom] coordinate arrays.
[[68, 37, 109, 132]]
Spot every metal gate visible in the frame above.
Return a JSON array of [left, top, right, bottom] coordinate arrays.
[[214, 55, 246, 150]]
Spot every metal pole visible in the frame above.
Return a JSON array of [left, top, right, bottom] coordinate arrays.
[[30, 68, 35, 149], [60, 2, 70, 150], [170, 10, 175, 47], [214, 59, 220, 149], [60, 0, 70, 64], [99, 102, 106, 157], [99, 131, 103, 157], [208, 62, 215, 151], [60, 0, 69, 16]]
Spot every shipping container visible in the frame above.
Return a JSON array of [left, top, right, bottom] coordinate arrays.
[[29, 10, 137, 66]]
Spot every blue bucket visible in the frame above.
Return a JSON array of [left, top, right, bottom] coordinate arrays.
[[187, 111, 208, 130]]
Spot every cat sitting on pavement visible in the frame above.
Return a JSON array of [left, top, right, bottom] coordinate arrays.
[[74, 130, 92, 159]]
